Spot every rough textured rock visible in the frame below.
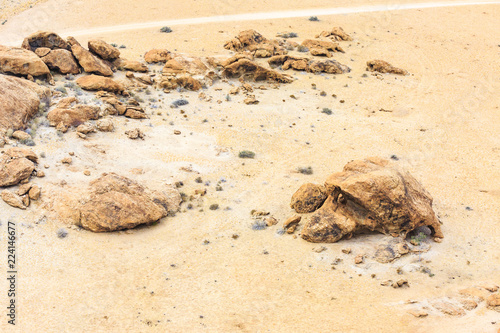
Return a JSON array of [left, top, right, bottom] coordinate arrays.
[[28, 184, 41, 200], [0, 148, 37, 187], [222, 58, 292, 83], [39, 49, 80, 74], [431, 299, 466, 316], [0, 74, 50, 131], [88, 40, 120, 60], [300, 157, 443, 243], [316, 27, 352, 41], [1, 190, 26, 209], [269, 55, 309, 71], [310, 48, 331, 57], [162, 56, 209, 76], [114, 58, 148, 72], [76, 75, 124, 93], [96, 118, 114, 132], [301, 39, 344, 53], [0, 45, 50, 77], [67, 37, 113, 76], [21, 31, 70, 52], [144, 49, 172, 63], [74, 173, 180, 232], [12, 130, 31, 141], [487, 293, 500, 311], [224, 30, 267, 51], [47, 104, 100, 127], [290, 183, 327, 213], [307, 59, 351, 74], [125, 128, 145, 139], [366, 60, 409, 75]]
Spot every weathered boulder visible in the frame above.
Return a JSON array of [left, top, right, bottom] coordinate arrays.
[[88, 40, 120, 61], [114, 58, 148, 72], [222, 58, 292, 83], [76, 173, 180, 232], [268, 55, 309, 71], [144, 49, 172, 63], [307, 59, 350, 74], [0, 74, 50, 131], [1, 190, 26, 209], [0, 45, 50, 77], [290, 183, 327, 213], [487, 293, 500, 311], [316, 27, 352, 41], [21, 31, 70, 52], [224, 30, 267, 51], [300, 157, 444, 243], [366, 60, 409, 75], [39, 49, 80, 74], [67, 37, 113, 76], [162, 56, 209, 76], [301, 39, 344, 53], [0, 148, 37, 187], [47, 104, 100, 127], [310, 47, 331, 57], [76, 75, 124, 93]]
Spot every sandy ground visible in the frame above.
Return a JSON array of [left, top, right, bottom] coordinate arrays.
[[1, 1, 500, 332]]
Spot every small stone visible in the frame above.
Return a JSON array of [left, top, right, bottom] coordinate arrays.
[[1, 190, 26, 209], [283, 215, 301, 234], [17, 183, 32, 196], [28, 185, 41, 200], [407, 309, 428, 318], [342, 248, 352, 254], [12, 131, 31, 141], [209, 204, 219, 210], [61, 157, 72, 164], [84, 170, 91, 176], [313, 246, 327, 253], [354, 254, 364, 264], [57, 228, 68, 238], [174, 130, 181, 135], [36, 170, 45, 177], [265, 216, 278, 226], [22, 194, 30, 207], [125, 128, 145, 140], [392, 279, 409, 288], [69, 152, 75, 156]]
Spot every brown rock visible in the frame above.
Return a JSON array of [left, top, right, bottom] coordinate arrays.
[[265, 216, 278, 226], [0, 45, 50, 77], [21, 31, 70, 52], [76, 123, 96, 134], [17, 183, 32, 196], [222, 59, 292, 83], [61, 157, 72, 164], [162, 56, 209, 76], [301, 39, 344, 53], [40, 49, 80, 74], [88, 40, 120, 60], [96, 118, 114, 132], [316, 27, 352, 41], [224, 30, 267, 51], [310, 48, 331, 57], [307, 59, 351, 74], [28, 184, 41, 200], [459, 287, 489, 301], [47, 104, 100, 127], [75, 173, 179, 232], [125, 128, 145, 140], [12, 130, 31, 141], [458, 298, 478, 311], [268, 55, 310, 71], [407, 309, 428, 318], [283, 215, 301, 234], [478, 282, 499, 292], [67, 37, 113, 76], [244, 96, 259, 105], [76, 75, 124, 93], [144, 49, 172, 63], [354, 254, 364, 264], [1, 190, 26, 209], [0, 148, 37, 187], [431, 299, 466, 316], [487, 293, 500, 310], [301, 158, 443, 243], [290, 183, 327, 213], [114, 58, 148, 72], [392, 279, 409, 288], [366, 60, 409, 75]]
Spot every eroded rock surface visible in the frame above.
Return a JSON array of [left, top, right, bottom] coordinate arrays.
[[366, 60, 409, 75], [21, 31, 70, 52], [0, 45, 50, 77], [76, 75, 124, 93], [67, 37, 113, 76], [0, 148, 38, 187]]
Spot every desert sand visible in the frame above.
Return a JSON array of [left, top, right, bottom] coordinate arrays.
[[0, 0, 499, 332]]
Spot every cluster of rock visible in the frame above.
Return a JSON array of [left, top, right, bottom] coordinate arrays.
[[269, 55, 350, 74], [287, 157, 444, 243], [0, 147, 43, 209]]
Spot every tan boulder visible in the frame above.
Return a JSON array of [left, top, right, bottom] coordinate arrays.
[[487, 293, 500, 311], [75, 173, 180, 232], [67, 37, 113, 76], [290, 183, 328, 213], [40, 49, 80, 74], [301, 39, 344, 53], [144, 49, 172, 63], [0, 74, 50, 131], [307, 59, 351, 74], [0, 45, 50, 77], [162, 56, 208, 76], [0, 148, 37, 187], [224, 30, 267, 51], [222, 58, 292, 83], [12, 130, 31, 141], [366, 60, 409, 75], [268, 55, 309, 71], [28, 184, 41, 200], [431, 299, 466, 316], [47, 104, 100, 127], [301, 157, 443, 243], [316, 27, 352, 41], [88, 40, 120, 60], [1, 190, 26, 209], [21, 31, 70, 52], [96, 118, 114, 132], [76, 75, 124, 93], [114, 58, 148, 72], [310, 47, 331, 57]]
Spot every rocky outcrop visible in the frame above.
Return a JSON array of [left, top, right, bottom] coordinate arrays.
[[37, 48, 80, 74], [0, 45, 50, 77], [21, 31, 70, 52], [290, 183, 327, 213], [301, 39, 344, 53], [60, 173, 181, 232], [144, 49, 172, 63], [295, 157, 443, 243], [0, 148, 38, 187], [224, 30, 286, 57], [366, 60, 409, 75], [222, 58, 292, 83], [1, 190, 27, 209], [157, 55, 211, 91], [47, 104, 100, 127], [114, 58, 148, 72], [316, 27, 352, 41], [76, 75, 124, 93], [88, 40, 120, 61], [67, 37, 113, 76], [268, 55, 350, 74], [0, 74, 50, 131]]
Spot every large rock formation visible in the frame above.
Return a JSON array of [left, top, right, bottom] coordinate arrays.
[[366, 60, 409, 75], [47, 102, 101, 127], [0, 74, 50, 131], [21, 31, 70, 52], [58, 173, 181, 232], [0, 148, 38, 187], [316, 27, 352, 41], [301, 39, 344, 53], [222, 58, 292, 83], [268, 55, 350, 74], [224, 30, 287, 57], [67, 37, 113, 76], [36, 48, 80, 74], [0, 45, 50, 77], [293, 157, 443, 243], [144, 49, 172, 63], [88, 40, 120, 61], [76, 75, 124, 93]]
